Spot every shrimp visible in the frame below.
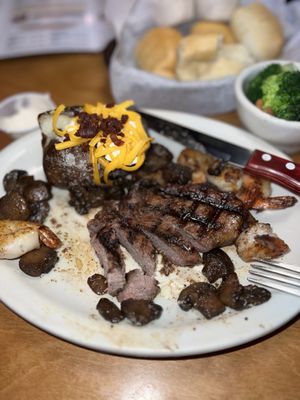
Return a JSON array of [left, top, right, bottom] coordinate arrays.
[[207, 160, 243, 192], [177, 148, 214, 184], [0, 220, 61, 260], [177, 148, 297, 211], [235, 222, 289, 262], [236, 174, 297, 210]]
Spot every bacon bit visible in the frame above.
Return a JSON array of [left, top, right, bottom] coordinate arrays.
[[106, 103, 115, 108], [77, 112, 101, 138], [100, 117, 123, 135], [121, 114, 129, 124], [110, 134, 124, 146]]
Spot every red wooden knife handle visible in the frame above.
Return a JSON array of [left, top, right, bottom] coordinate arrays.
[[244, 149, 300, 195]]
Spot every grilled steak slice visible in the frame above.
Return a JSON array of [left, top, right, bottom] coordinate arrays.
[[117, 269, 160, 302], [115, 222, 157, 276], [120, 184, 194, 219], [218, 273, 271, 310], [202, 248, 235, 283], [178, 282, 225, 319], [156, 215, 206, 252], [142, 228, 201, 266], [88, 208, 125, 296], [160, 184, 246, 215]]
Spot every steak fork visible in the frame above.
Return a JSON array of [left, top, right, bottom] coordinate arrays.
[[248, 260, 300, 297]]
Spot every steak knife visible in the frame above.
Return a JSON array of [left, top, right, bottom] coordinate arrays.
[[139, 111, 300, 195]]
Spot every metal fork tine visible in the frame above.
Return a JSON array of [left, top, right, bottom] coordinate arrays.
[[249, 268, 300, 288], [248, 276, 300, 297], [254, 259, 300, 273], [250, 263, 300, 280]]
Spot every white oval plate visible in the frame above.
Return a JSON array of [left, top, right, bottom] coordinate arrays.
[[0, 110, 299, 358]]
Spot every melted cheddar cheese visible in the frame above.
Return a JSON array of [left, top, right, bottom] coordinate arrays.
[[52, 100, 152, 185]]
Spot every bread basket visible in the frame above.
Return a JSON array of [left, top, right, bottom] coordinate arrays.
[[109, 0, 299, 116]]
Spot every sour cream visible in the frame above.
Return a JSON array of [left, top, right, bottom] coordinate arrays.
[[0, 92, 55, 140]]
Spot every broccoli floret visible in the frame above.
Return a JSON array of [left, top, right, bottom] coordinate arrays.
[[245, 64, 283, 104], [261, 71, 300, 121]]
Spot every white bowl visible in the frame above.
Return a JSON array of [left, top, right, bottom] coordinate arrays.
[[235, 60, 300, 154], [0, 92, 55, 140]]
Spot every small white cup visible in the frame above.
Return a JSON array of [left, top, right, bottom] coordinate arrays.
[[0, 92, 56, 140]]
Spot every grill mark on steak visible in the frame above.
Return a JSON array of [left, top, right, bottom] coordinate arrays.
[[115, 221, 157, 276], [156, 215, 207, 252], [160, 184, 246, 215], [88, 183, 250, 298], [141, 228, 201, 266]]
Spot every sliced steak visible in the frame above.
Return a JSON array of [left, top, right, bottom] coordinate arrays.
[[156, 215, 206, 252], [160, 184, 246, 215], [142, 228, 201, 266], [115, 222, 157, 276], [88, 208, 126, 296], [117, 269, 160, 302]]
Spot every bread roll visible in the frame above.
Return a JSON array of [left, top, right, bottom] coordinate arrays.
[[176, 60, 211, 81], [198, 58, 245, 81], [135, 27, 182, 78], [176, 33, 223, 81], [230, 3, 284, 61], [178, 33, 222, 63], [199, 43, 254, 81], [191, 21, 236, 44], [218, 44, 254, 65]]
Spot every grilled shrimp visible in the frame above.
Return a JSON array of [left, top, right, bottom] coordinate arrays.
[[178, 149, 297, 211], [0, 220, 61, 260], [235, 222, 289, 262], [177, 148, 214, 184], [207, 161, 243, 192], [236, 174, 297, 210]]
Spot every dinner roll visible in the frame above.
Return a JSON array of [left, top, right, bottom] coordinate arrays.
[[176, 33, 223, 81], [177, 33, 222, 64], [199, 44, 254, 81], [176, 60, 211, 81], [230, 3, 284, 61], [198, 58, 246, 81], [218, 44, 254, 65], [135, 27, 182, 78], [191, 21, 236, 44]]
